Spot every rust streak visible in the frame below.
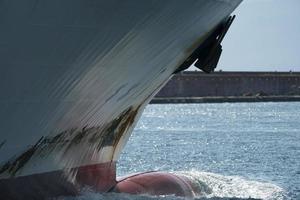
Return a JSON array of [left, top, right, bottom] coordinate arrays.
[[0, 105, 142, 177], [0, 140, 6, 150], [0, 137, 44, 177]]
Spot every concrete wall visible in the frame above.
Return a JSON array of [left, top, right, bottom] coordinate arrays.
[[156, 71, 300, 97]]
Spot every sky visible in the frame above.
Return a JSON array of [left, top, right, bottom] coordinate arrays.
[[193, 0, 300, 72]]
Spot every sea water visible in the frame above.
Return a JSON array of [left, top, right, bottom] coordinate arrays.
[[60, 102, 300, 200]]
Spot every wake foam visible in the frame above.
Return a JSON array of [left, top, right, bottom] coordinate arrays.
[[56, 171, 288, 200], [175, 171, 287, 200], [56, 191, 260, 200]]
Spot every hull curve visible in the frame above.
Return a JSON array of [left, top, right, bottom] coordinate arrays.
[[0, 0, 242, 198], [0, 162, 116, 199]]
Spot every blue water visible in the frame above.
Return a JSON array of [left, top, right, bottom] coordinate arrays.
[[63, 102, 300, 200]]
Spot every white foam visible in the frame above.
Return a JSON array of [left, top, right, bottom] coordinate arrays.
[[175, 171, 287, 200], [56, 171, 288, 200]]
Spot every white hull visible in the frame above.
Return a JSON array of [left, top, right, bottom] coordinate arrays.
[[0, 0, 241, 198]]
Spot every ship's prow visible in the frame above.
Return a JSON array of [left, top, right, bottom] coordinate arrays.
[[0, 0, 242, 199]]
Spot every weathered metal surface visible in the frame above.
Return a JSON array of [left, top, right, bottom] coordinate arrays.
[[0, 106, 139, 178], [0, 0, 242, 198], [0, 137, 44, 177], [0, 162, 116, 200], [0, 140, 6, 150], [0, 0, 241, 178]]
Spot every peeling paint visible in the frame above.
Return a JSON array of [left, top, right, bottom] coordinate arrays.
[[96, 106, 139, 152], [105, 83, 128, 103], [0, 106, 140, 177], [0, 140, 6, 150], [63, 126, 99, 154], [117, 83, 139, 102], [0, 137, 44, 176]]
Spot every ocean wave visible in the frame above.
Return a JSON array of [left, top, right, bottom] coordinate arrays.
[[56, 171, 287, 200], [175, 171, 287, 200], [57, 191, 260, 200]]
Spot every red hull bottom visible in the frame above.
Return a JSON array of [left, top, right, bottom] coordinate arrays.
[[113, 172, 197, 198], [0, 162, 198, 199], [0, 162, 116, 200]]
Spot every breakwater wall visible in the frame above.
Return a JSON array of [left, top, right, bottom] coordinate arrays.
[[152, 71, 300, 103]]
